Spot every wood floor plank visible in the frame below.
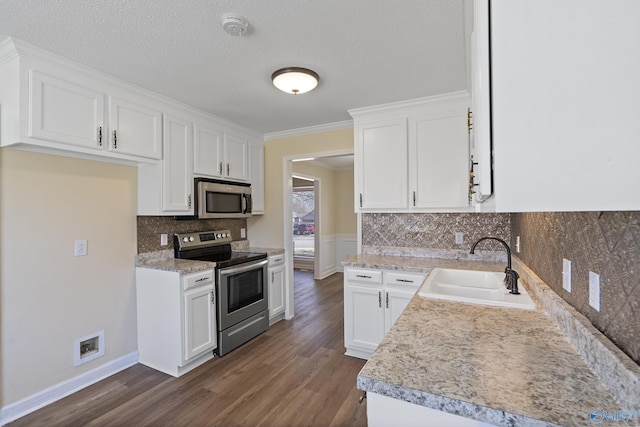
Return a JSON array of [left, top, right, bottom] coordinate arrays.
[[8, 270, 367, 427]]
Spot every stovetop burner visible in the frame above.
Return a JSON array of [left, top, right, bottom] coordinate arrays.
[[174, 229, 267, 268]]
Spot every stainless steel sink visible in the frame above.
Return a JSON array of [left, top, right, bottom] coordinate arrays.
[[417, 268, 537, 310]]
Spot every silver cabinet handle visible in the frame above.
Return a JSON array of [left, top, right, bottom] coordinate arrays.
[[188, 194, 192, 208], [386, 292, 389, 308], [413, 191, 416, 206], [113, 130, 118, 149], [227, 163, 230, 176], [211, 290, 215, 304], [396, 279, 414, 283], [219, 162, 223, 175], [356, 274, 372, 279], [378, 291, 382, 308], [359, 193, 363, 207], [98, 126, 103, 146]]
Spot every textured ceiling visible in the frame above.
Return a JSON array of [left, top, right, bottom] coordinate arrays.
[[0, 0, 471, 134]]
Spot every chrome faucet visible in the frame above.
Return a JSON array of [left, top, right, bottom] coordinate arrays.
[[470, 237, 520, 295]]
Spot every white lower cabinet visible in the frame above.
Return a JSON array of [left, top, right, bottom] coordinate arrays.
[[344, 267, 426, 359], [367, 393, 498, 427], [136, 268, 216, 377], [268, 253, 286, 323]]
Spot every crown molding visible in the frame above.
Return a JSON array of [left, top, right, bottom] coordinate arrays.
[[264, 120, 353, 141]]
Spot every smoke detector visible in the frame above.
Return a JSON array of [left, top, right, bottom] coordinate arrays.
[[222, 13, 249, 36]]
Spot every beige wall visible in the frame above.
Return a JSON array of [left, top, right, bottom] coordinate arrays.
[[334, 169, 357, 235], [0, 149, 138, 405], [247, 128, 354, 247]]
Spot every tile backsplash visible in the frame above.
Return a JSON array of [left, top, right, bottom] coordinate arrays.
[[361, 212, 511, 260], [137, 216, 248, 253], [511, 211, 640, 365]]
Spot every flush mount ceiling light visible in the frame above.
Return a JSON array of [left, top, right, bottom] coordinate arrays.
[[222, 13, 249, 36], [271, 67, 319, 95]]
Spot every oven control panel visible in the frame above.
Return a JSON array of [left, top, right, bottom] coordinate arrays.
[[174, 229, 233, 250]]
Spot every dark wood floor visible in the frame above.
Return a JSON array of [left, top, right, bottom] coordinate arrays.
[[9, 271, 367, 427]]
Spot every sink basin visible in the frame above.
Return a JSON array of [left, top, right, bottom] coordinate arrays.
[[417, 268, 537, 310]]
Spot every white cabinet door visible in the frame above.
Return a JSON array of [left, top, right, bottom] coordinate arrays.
[[224, 132, 249, 181], [108, 96, 162, 160], [356, 118, 408, 210], [193, 122, 224, 177], [345, 284, 385, 353], [249, 139, 265, 214], [29, 70, 105, 149], [490, 0, 640, 211], [384, 289, 415, 335], [411, 109, 469, 209], [162, 114, 193, 213], [183, 284, 216, 361], [269, 263, 285, 319]]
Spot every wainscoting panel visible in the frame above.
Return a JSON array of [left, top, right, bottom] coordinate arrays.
[[318, 235, 336, 279], [335, 234, 358, 272]]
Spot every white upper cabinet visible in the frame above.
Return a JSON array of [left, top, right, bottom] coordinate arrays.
[[138, 111, 194, 216], [161, 114, 193, 213], [479, 0, 640, 212], [29, 70, 105, 149], [351, 92, 471, 213], [224, 132, 249, 181], [0, 39, 162, 163], [410, 109, 469, 209], [107, 96, 162, 160], [193, 122, 249, 182], [193, 122, 224, 177], [248, 139, 265, 214], [355, 118, 409, 210]]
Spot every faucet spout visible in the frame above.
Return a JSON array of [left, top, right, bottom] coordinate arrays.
[[469, 236, 520, 294], [469, 236, 512, 269]]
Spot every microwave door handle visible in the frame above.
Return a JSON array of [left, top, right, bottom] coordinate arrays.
[[242, 194, 248, 214]]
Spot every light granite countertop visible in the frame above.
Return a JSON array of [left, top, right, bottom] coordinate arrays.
[[349, 256, 626, 427], [343, 254, 506, 274], [135, 246, 284, 275]]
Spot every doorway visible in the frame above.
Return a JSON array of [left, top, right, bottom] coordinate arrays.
[[282, 150, 355, 319]]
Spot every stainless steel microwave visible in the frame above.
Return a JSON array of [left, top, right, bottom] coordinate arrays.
[[194, 178, 252, 219]]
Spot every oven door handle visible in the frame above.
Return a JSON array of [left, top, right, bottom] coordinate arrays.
[[218, 258, 268, 276]]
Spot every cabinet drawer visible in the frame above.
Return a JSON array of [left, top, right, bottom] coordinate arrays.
[[347, 269, 382, 284], [183, 270, 214, 290], [384, 271, 426, 288], [269, 254, 285, 266]]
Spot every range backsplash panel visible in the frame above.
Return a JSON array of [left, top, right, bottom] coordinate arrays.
[[137, 216, 248, 253], [511, 211, 640, 365], [361, 212, 511, 261]]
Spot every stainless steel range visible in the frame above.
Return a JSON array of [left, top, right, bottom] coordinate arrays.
[[174, 230, 269, 356]]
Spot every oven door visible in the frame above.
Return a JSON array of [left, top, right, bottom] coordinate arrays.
[[216, 258, 268, 330]]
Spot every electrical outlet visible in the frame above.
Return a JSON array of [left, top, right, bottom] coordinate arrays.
[[562, 259, 572, 292], [589, 271, 600, 311], [74, 240, 87, 256], [455, 232, 464, 244], [160, 234, 168, 246], [515, 236, 521, 253], [241, 228, 246, 238]]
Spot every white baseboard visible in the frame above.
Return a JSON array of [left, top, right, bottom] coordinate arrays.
[[0, 351, 138, 426]]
